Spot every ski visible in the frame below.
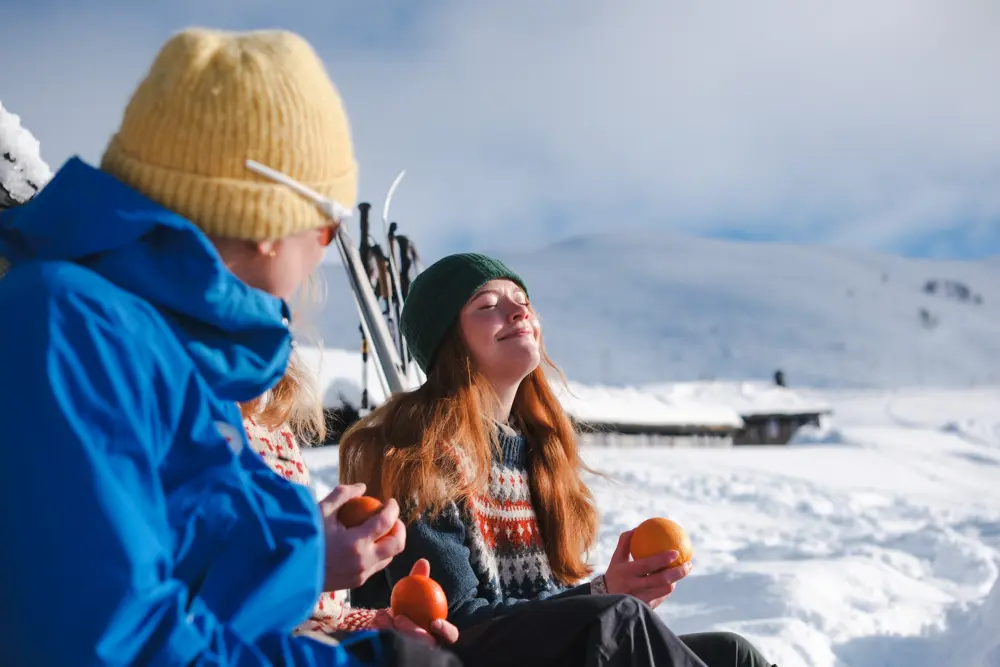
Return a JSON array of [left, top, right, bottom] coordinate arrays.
[[357, 203, 374, 414], [389, 225, 428, 386], [381, 170, 409, 373]]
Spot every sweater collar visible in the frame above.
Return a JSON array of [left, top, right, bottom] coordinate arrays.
[[493, 422, 528, 468]]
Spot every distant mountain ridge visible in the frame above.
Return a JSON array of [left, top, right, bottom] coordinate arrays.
[[310, 232, 1000, 388]]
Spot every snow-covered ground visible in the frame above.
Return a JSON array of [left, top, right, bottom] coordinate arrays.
[[303, 385, 1000, 667]]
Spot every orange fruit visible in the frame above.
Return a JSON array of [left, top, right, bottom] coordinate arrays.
[[337, 496, 384, 528], [629, 517, 693, 569], [390, 574, 449, 631]]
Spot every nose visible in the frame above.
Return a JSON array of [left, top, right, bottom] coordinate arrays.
[[508, 300, 529, 322], [318, 222, 340, 247]]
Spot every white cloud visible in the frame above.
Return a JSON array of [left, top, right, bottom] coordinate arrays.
[[2, 0, 998, 258]]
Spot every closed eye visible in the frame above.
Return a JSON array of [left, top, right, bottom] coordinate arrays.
[[471, 291, 500, 309]]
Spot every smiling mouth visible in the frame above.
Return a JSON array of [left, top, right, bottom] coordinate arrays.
[[498, 329, 534, 341]]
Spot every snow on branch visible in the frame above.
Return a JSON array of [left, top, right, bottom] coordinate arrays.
[[1, 100, 51, 209]]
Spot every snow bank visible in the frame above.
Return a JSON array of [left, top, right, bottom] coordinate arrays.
[[943, 576, 1000, 666], [882, 388, 1000, 449], [0, 101, 51, 205]]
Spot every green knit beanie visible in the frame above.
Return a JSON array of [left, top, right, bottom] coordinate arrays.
[[400, 252, 528, 373]]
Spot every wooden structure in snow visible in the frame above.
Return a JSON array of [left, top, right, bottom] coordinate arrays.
[[640, 381, 833, 446], [735, 411, 826, 445], [553, 382, 742, 447]]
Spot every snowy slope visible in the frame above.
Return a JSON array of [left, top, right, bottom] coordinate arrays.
[[303, 386, 1000, 667], [309, 232, 1000, 389]]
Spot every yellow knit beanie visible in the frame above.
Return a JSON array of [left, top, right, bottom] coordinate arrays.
[[100, 27, 357, 241]]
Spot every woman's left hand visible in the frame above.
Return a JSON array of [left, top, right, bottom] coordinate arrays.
[[603, 529, 693, 609]]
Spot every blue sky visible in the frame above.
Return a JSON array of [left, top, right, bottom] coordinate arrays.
[[2, 0, 999, 261]]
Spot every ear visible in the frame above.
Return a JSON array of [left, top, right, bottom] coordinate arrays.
[[256, 239, 277, 257]]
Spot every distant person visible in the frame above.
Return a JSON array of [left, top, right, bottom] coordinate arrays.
[[774, 370, 786, 387], [340, 253, 778, 667], [0, 27, 460, 666]]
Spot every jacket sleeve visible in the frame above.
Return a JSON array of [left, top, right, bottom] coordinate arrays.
[[0, 283, 362, 667], [381, 502, 591, 630]]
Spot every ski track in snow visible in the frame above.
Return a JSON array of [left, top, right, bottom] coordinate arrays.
[[303, 387, 1000, 667]]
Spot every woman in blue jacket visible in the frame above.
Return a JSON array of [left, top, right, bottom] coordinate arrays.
[[0, 28, 458, 667]]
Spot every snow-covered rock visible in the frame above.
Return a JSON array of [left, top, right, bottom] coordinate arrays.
[[0, 100, 51, 207]]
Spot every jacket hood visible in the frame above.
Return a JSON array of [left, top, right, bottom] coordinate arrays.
[[0, 157, 293, 402]]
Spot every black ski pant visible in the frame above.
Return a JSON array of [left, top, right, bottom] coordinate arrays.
[[338, 628, 464, 666], [336, 596, 776, 667], [679, 631, 774, 667], [449, 593, 767, 667]]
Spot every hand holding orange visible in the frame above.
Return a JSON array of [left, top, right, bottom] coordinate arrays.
[[337, 495, 385, 528], [390, 574, 449, 632], [629, 517, 693, 569]]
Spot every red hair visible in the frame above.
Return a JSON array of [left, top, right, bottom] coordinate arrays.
[[339, 327, 600, 584]]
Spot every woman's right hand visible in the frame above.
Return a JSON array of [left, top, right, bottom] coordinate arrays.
[[317, 483, 407, 591], [372, 559, 460, 647], [603, 529, 692, 608]]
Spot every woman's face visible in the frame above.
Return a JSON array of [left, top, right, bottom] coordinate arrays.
[[221, 223, 337, 301], [262, 224, 335, 300], [458, 279, 541, 387]]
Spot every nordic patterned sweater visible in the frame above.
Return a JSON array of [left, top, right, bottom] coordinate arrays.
[[352, 425, 596, 629], [243, 416, 379, 635]]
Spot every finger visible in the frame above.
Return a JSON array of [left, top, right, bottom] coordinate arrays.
[[634, 582, 675, 605], [626, 550, 679, 577], [372, 610, 394, 630], [318, 483, 367, 517], [357, 497, 401, 540], [371, 520, 407, 561], [647, 592, 672, 609], [393, 614, 429, 635], [364, 556, 396, 580], [610, 530, 634, 565], [410, 558, 431, 577], [430, 618, 460, 645], [393, 615, 436, 647], [632, 559, 688, 591]]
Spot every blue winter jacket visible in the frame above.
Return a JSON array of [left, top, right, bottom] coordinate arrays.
[[0, 158, 382, 666]]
